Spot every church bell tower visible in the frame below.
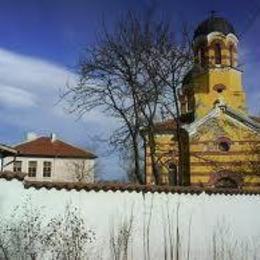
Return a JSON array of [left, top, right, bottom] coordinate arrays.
[[180, 13, 247, 120]]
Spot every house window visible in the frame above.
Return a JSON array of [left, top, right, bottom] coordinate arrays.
[[28, 161, 37, 177], [13, 161, 22, 172], [43, 161, 51, 177]]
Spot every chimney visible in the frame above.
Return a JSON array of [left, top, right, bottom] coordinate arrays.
[[50, 133, 56, 142], [26, 132, 38, 141]]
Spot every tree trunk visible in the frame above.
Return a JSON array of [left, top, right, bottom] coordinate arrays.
[[132, 135, 144, 185], [148, 130, 160, 185]]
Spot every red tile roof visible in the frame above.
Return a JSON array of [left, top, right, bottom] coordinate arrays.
[[154, 119, 177, 132], [21, 180, 260, 195], [14, 137, 97, 159], [146, 113, 194, 133]]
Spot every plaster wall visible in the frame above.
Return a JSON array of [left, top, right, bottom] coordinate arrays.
[[0, 179, 260, 259], [3, 156, 95, 182]]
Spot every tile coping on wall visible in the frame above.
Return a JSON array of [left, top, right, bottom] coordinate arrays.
[[1, 170, 260, 195]]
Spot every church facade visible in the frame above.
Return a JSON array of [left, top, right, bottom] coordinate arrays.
[[145, 15, 260, 189]]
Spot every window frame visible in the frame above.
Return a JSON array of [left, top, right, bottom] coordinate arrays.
[[43, 161, 52, 178], [13, 160, 22, 173], [28, 161, 37, 177]]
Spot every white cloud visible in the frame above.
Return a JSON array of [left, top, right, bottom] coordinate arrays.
[[0, 48, 123, 180], [0, 48, 112, 126], [0, 48, 77, 108], [0, 85, 37, 108]]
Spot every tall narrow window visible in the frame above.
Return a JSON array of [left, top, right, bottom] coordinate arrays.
[[43, 161, 52, 177], [214, 43, 222, 65], [13, 161, 22, 172], [28, 161, 37, 177], [229, 45, 234, 67]]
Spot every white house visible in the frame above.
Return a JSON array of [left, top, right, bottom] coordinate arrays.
[[3, 133, 97, 183]]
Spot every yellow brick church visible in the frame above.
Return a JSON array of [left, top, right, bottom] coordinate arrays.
[[145, 14, 260, 189]]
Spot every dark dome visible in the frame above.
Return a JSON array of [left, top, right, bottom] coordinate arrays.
[[194, 15, 236, 39]]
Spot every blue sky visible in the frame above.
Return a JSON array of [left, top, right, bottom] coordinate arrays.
[[0, 0, 259, 180]]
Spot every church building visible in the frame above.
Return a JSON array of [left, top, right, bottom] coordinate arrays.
[[145, 14, 260, 189]]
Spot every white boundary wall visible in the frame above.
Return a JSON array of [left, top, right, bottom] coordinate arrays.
[[1, 178, 260, 259]]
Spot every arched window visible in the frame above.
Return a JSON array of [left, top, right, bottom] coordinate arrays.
[[214, 43, 222, 65], [215, 177, 238, 189], [229, 45, 234, 67]]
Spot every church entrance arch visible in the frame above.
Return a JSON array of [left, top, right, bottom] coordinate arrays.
[[209, 171, 243, 189]]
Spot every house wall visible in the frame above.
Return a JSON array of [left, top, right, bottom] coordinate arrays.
[[0, 178, 260, 259], [3, 156, 95, 182]]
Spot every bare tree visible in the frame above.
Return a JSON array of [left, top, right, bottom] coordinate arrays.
[[66, 12, 146, 184], [138, 21, 193, 185], [109, 214, 134, 260], [65, 11, 193, 185], [0, 197, 44, 260], [67, 159, 95, 182], [42, 205, 96, 259]]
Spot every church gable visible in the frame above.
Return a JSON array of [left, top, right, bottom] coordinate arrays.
[[187, 106, 259, 143], [187, 106, 259, 189]]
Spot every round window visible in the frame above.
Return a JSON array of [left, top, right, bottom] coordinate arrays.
[[213, 84, 226, 93], [218, 141, 230, 152]]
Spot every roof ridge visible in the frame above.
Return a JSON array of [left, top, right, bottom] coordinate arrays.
[[55, 138, 97, 157], [13, 135, 47, 147], [13, 135, 97, 159]]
